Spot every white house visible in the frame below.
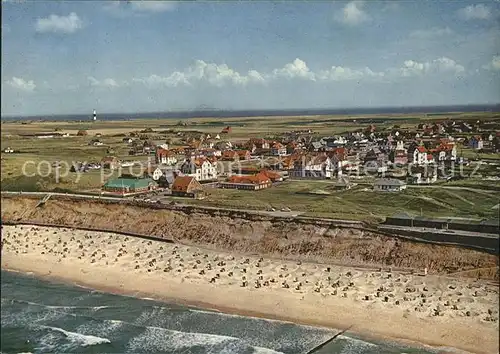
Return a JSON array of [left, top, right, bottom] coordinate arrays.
[[289, 154, 336, 179], [412, 146, 429, 165], [201, 148, 222, 157], [3, 147, 14, 153], [270, 142, 287, 156], [180, 158, 218, 181], [150, 167, 164, 181], [155, 148, 177, 165], [408, 172, 438, 185], [373, 178, 407, 192]]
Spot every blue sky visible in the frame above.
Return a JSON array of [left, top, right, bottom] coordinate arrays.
[[2, 0, 500, 116]]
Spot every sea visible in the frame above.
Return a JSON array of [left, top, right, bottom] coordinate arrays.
[[1, 104, 499, 121], [0, 271, 449, 354]]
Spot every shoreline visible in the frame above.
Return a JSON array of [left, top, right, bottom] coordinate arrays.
[[1, 225, 498, 354], [0, 266, 455, 354]]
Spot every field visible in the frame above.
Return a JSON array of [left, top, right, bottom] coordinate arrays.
[[1, 111, 499, 221]]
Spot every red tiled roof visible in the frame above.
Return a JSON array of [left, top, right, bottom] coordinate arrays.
[[228, 171, 271, 185], [427, 154, 434, 160], [171, 176, 194, 192], [236, 150, 250, 157], [156, 148, 175, 157], [417, 146, 427, 153]]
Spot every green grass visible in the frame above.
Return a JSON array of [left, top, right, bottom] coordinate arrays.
[[170, 181, 498, 221], [2, 112, 500, 221]]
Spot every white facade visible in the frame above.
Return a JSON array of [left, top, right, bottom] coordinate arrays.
[[412, 148, 428, 165], [158, 154, 177, 165], [271, 145, 287, 156], [182, 160, 218, 181], [151, 168, 164, 181]]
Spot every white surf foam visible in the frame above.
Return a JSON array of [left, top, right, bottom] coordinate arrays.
[[252, 346, 284, 354], [126, 325, 283, 353], [40, 326, 111, 347]]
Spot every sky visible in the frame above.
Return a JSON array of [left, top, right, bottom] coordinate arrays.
[[1, 0, 500, 116]]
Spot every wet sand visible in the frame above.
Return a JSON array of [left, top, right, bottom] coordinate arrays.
[[1, 224, 498, 354]]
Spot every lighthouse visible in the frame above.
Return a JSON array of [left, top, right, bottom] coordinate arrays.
[[93, 109, 97, 121]]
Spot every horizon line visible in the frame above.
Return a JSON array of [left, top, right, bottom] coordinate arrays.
[[2, 103, 499, 120]]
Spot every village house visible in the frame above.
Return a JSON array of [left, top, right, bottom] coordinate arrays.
[[199, 139, 215, 149], [373, 178, 407, 192], [259, 169, 285, 182], [392, 141, 408, 165], [270, 142, 287, 156], [410, 145, 429, 165], [102, 176, 156, 195], [286, 142, 301, 155], [219, 171, 272, 191], [199, 148, 222, 158], [363, 147, 387, 164], [180, 158, 218, 182], [469, 136, 484, 150], [171, 176, 205, 199], [288, 154, 337, 179], [144, 166, 164, 181], [222, 150, 239, 161], [247, 138, 270, 150], [155, 148, 178, 165], [3, 147, 14, 153], [214, 140, 233, 151], [237, 150, 252, 160], [407, 170, 438, 185], [433, 141, 457, 161]]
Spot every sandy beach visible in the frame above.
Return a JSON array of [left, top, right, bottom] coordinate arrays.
[[1, 224, 498, 354]]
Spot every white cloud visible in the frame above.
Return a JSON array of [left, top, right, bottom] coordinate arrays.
[[5, 77, 36, 92], [88, 76, 121, 88], [335, 1, 370, 26], [134, 60, 269, 88], [35, 12, 83, 34], [409, 27, 454, 39], [482, 56, 500, 71], [103, 1, 176, 17], [271, 58, 316, 81], [457, 4, 492, 20], [129, 1, 177, 12], [130, 56, 468, 89], [317, 66, 384, 81], [396, 57, 465, 77]]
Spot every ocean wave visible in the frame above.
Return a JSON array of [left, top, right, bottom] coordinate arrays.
[[38, 325, 111, 347], [126, 325, 283, 354], [338, 334, 378, 348], [1, 298, 111, 311]]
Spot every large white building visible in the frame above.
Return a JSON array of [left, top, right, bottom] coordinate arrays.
[[180, 158, 218, 182]]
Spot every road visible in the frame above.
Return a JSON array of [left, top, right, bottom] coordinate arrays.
[[406, 185, 497, 195], [378, 225, 499, 239]]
